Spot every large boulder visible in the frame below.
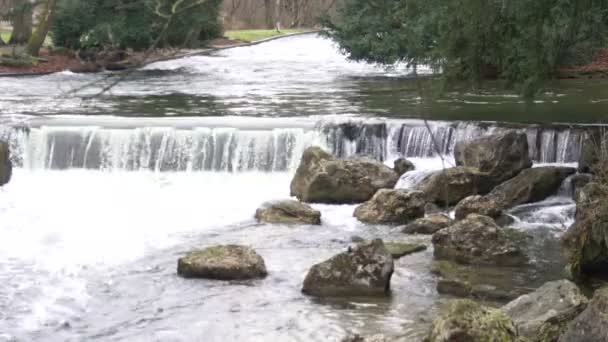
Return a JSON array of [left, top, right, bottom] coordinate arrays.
[[432, 214, 528, 266], [415, 167, 494, 205], [427, 299, 519, 342], [484, 166, 576, 209], [454, 131, 532, 183], [563, 182, 608, 277], [302, 239, 394, 297], [454, 195, 502, 220], [559, 287, 608, 342], [290, 147, 399, 204], [401, 214, 453, 234], [177, 245, 267, 280], [255, 200, 321, 225], [0, 141, 11, 186], [353, 190, 425, 224], [393, 158, 415, 176], [578, 130, 607, 174], [502, 280, 588, 342], [454, 167, 576, 217]]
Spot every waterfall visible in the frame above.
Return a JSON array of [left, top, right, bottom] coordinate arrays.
[[0, 118, 591, 172]]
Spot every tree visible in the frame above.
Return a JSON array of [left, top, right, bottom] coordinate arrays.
[[326, 0, 608, 96], [27, 0, 56, 56], [8, 0, 33, 45]]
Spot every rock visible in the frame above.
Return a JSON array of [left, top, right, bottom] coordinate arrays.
[[559, 287, 608, 342], [424, 202, 442, 215], [341, 334, 391, 342], [104, 61, 133, 71], [455, 167, 576, 217], [454, 195, 502, 220], [0, 141, 11, 186], [401, 214, 453, 234], [393, 158, 415, 176], [302, 239, 394, 297], [569, 173, 596, 199], [483, 166, 576, 210], [415, 166, 494, 205], [69, 62, 101, 73], [454, 131, 532, 183], [290, 147, 399, 204], [578, 130, 607, 174], [354, 190, 425, 224], [431, 260, 529, 301], [255, 200, 321, 225], [502, 280, 588, 342], [427, 299, 519, 342], [563, 182, 608, 277], [384, 242, 427, 258], [432, 214, 528, 266], [177, 245, 267, 280]]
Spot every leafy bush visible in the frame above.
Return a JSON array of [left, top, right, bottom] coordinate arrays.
[[51, 0, 222, 51], [326, 0, 608, 96]]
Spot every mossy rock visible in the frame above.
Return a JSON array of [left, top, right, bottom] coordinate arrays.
[[385, 242, 427, 258], [427, 299, 519, 342], [177, 245, 267, 280], [255, 199, 321, 225]]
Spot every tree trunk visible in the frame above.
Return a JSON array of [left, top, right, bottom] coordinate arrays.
[[26, 0, 56, 56], [264, 0, 274, 29], [9, 0, 33, 45], [274, 0, 281, 31]]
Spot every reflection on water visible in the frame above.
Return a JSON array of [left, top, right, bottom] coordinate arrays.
[[0, 34, 605, 123]]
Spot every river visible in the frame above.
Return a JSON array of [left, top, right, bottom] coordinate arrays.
[[0, 33, 600, 342]]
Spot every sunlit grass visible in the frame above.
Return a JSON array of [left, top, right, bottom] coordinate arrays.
[[225, 29, 308, 42]]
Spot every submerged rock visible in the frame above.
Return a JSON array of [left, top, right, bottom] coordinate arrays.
[[302, 239, 394, 297], [454, 195, 502, 220], [563, 182, 608, 277], [0, 141, 11, 186], [427, 299, 519, 342], [401, 214, 453, 234], [290, 147, 399, 204], [431, 260, 529, 301], [415, 166, 493, 206], [454, 131, 532, 183], [354, 190, 426, 225], [559, 287, 608, 342], [177, 245, 267, 280], [432, 214, 528, 266], [255, 200, 321, 225], [384, 242, 427, 258], [393, 158, 415, 176], [502, 280, 587, 342]]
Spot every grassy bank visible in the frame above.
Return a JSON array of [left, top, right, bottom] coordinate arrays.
[[225, 29, 309, 42]]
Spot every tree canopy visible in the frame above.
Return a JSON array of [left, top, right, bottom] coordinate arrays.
[[325, 0, 608, 96], [51, 0, 223, 51]]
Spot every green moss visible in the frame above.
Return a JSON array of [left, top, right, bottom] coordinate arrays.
[[429, 299, 519, 342]]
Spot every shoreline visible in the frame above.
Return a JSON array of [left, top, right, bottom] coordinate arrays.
[[0, 30, 323, 78]]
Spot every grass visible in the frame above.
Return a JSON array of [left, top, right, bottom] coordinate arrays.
[[0, 30, 11, 43], [224, 29, 308, 42]]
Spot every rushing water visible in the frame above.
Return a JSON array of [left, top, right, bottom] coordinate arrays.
[[0, 33, 595, 341]]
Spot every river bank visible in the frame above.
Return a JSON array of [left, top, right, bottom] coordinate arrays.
[[0, 29, 318, 77]]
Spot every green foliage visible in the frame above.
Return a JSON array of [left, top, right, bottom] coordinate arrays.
[[51, 0, 222, 51], [326, 0, 608, 96]]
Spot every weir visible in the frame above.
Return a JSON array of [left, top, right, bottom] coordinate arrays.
[[0, 118, 591, 171]]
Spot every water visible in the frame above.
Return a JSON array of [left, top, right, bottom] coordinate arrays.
[[0, 33, 594, 341]]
